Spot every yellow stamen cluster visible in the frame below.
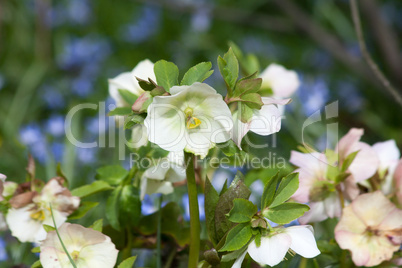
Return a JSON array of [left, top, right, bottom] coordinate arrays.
[[30, 210, 46, 221], [184, 107, 201, 129], [71, 250, 80, 261]]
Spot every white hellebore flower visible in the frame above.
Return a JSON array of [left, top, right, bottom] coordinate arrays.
[[233, 226, 320, 267], [40, 223, 118, 268], [141, 151, 186, 199], [145, 82, 233, 158], [232, 98, 290, 148], [108, 59, 155, 107], [260, 63, 300, 99], [6, 178, 80, 243]]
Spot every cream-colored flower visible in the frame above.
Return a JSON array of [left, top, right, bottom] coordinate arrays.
[[144, 82, 233, 158], [260, 63, 300, 99], [6, 178, 80, 243], [233, 225, 320, 267], [108, 59, 155, 107], [140, 152, 186, 199], [335, 191, 402, 267], [40, 223, 118, 268]]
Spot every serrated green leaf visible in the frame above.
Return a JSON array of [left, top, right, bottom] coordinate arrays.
[[118, 256, 137, 268], [108, 107, 133, 116], [205, 177, 220, 245], [341, 150, 359, 172], [234, 78, 262, 97], [214, 174, 251, 242], [181, 62, 214, 85], [239, 93, 263, 109], [119, 185, 141, 227], [89, 219, 103, 232], [71, 181, 113, 198], [31, 260, 42, 268], [227, 198, 257, 223], [261, 172, 280, 209], [68, 201, 99, 220], [218, 48, 239, 93], [270, 173, 299, 207], [219, 223, 252, 252], [263, 203, 310, 224], [154, 60, 179, 91], [43, 224, 55, 232], [118, 89, 138, 105], [106, 186, 123, 231], [96, 165, 129, 185]]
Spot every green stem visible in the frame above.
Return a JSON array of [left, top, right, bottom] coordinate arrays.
[[156, 194, 163, 268], [49, 204, 77, 268], [122, 226, 133, 260], [184, 152, 200, 268], [299, 257, 307, 268]]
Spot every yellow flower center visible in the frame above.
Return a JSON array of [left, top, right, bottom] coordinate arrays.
[[184, 107, 201, 129], [71, 250, 80, 261], [30, 210, 46, 221]]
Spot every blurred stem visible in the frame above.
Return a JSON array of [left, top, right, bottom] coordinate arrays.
[[156, 194, 163, 268], [299, 257, 307, 268], [122, 226, 133, 260], [337, 187, 345, 209], [350, 0, 402, 106], [164, 244, 176, 268], [184, 152, 200, 267]]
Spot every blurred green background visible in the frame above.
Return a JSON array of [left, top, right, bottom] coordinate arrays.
[[0, 0, 401, 266]]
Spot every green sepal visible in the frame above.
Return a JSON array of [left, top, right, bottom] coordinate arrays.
[[262, 202, 310, 225], [269, 173, 299, 208]]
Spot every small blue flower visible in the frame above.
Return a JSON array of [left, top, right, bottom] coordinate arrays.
[[0, 237, 7, 261], [45, 115, 65, 137]]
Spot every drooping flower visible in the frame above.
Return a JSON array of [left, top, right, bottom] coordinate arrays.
[[371, 140, 400, 194], [144, 82, 233, 158], [259, 63, 300, 99], [335, 191, 402, 267], [140, 151, 186, 199], [232, 98, 290, 147], [40, 223, 118, 268], [108, 59, 155, 107], [6, 178, 80, 243], [233, 225, 320, 267]]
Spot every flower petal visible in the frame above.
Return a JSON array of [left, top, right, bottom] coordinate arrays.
[[298, 201, 328, 224], [247, 234, 291, 266], [260, 63, 300, 98], [231, 250, 247, 268], [286, 225, 320, 258], [372, 140, 400, 171]]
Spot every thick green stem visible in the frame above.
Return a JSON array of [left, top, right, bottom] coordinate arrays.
[[156, 195, 163, 268], [184, 152, 200, 267]]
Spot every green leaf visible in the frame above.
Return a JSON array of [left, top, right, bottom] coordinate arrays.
[[227, 198, 257, 223], [71, 181, 113, 198], [219, 223, 252, 252], [234, 78, 262, 97], [56, 163, 68, 186], [153, 60, 179, 91], [119, 185, 141, 227], [341, 150, 359, 172], [270, 173, 299, 207], [243, 54, 260, 76], [239, 102, 254, 123], [108, 107, 132, 116], [96, 165, 129, 185], [31, 260, 42, 268], [106, 186, 123, 231], [214, 173, 251, 242], [218, 48, 239, 93], [221, 246, 247, 262], [118, 89, 138, 105], [239, 93, 263, 109], [261, 172, 280, 209], [216, 139, 241, 157], [118, 256, 137, 268], [43, 224, 55, 232], [68, 201, 99, 220], [89, 219, 103, 232], [263, 203, 310, 224], [205, 177, 220, 245], [124, 114, 146, 129], [136, 77, 156, 91], [32, 246, 41, 253], [181, 62, 214, 85]]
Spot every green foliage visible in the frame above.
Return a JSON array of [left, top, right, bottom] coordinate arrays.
[[71, 181, 113, 199], [270, 173, 299, 207], [106, 185, 123, 231], [136, 77, 157, 91], [43, 224, 55, 233], [68, 201, 99, 220], [31, 260, 42, 268], [89, 219, 103, 232], [218, 48, 239, 95], [119, 185, 141, 227], [181, 62, 214, 85], [118, 256, 137, 268], [341, 150, 359, 172], [261, 172, 281, 209], [153, 60, 179, 91], [118, 89, 138, 105], [108, 107, 133, 116], [219, 222, 252, 252], [124, 113, 146, 129], [262, 203, 310, 224], [204, 177, 220, 246], [227, 198, 257, 223], [95, 165, 129, 185]]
